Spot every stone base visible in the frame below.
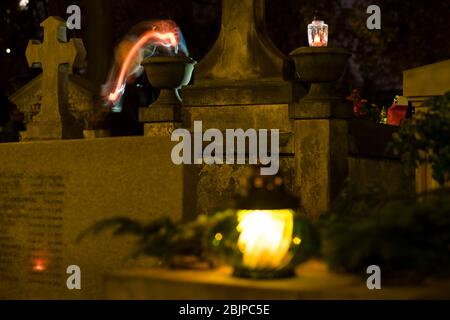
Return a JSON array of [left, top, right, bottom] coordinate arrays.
[[201, 160, 294, 216], [104, 260, 450, 300], [139, 105, 181, 123], [183, 104, 293, 133], [143, 122, 182, 137], [83, 129, 111, 139], [20, 120, 63, 141]]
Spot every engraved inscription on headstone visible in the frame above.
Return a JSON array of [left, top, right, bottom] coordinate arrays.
[[0, 172, 65, 291], [0, 137, 190, 299]]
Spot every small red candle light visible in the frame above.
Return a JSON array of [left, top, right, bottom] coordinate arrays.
[[32, 258, 47, 272]]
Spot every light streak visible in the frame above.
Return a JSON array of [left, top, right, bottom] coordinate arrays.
[[107, 31, 178, 104]]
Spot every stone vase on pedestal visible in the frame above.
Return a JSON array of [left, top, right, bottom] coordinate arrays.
[[289, 47, 351, 119], [139, 56, 196, 136]]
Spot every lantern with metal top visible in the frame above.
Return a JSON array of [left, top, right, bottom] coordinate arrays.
[[211, 170, 315, 279], [308, 11, 328, 47]]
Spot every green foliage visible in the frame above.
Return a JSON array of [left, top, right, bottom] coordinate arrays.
[[78, 212, 234, 266], [79, 210, 320, 272], [318, 183, 450, 281], [390, 92, 450, 186], [80, 183, 450, 283]]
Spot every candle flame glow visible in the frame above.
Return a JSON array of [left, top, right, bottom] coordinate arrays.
[[32, 259, 46, 272], [313, 34, 321, 44], [237, 209, 295, 269]]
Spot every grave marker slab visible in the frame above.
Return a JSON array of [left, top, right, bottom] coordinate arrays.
[[0, 136, 196, 299]]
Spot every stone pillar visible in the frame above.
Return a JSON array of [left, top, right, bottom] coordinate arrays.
[[289, 47, 414, 217], [139, 57, 196, 137], [182, 0, 298, 107], [176, 0, 301, 216], [293, 119, 350, 217], [289, 48, 352, 217]]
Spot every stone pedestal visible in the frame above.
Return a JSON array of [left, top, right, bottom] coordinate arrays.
[[289, 47, 352, 120], [83, 129, 111, 139], [181, 104, 296, 216], [104, 260, 450, 300], [177, 0, 303, 215], [143, 122, 181, 137], [139, 57, 195, 136], [20, 119, 63, 141], [289, 47, 413, 217], [293, 120, 348, 216]]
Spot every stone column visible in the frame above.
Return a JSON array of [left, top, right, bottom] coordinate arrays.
[[289, 48, 352, 217], [182, 0, 298, 107], [177, 0, 300, 216], [293, 119, 350, 217], [289, 47, 413, 217]]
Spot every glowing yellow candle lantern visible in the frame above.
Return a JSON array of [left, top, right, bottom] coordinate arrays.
[[212, 170, 310, 279], [237, 209, 295, 270]]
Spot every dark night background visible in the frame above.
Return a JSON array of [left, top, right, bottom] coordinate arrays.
[[1, 0, 449, 109]]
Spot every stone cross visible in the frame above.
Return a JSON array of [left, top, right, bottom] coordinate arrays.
[[24, 16, 86, 140], [195, 0, 289, 82], [182, 0, 296, 106]]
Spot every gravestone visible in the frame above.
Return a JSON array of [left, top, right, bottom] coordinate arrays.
[[0, 137, 197, 299], [10, 16, 90, 141], [403, 60, 450, 192]]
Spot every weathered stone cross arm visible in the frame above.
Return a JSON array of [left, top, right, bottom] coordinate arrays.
[[26, 16, 86, 71]]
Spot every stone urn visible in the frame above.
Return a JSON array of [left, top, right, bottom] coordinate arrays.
[[289, 47, 351, 118], [140, 56, 196, 123]]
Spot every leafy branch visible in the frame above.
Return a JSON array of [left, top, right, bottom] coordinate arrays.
[[77, 212, 235, 267], [389, 92, 450, 186]]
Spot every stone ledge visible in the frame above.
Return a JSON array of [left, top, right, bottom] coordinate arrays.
[[103, 260, 450, 300], [139, 106, 181, 123], [289, 99, 353, 119], [182, 80, 299, 106]]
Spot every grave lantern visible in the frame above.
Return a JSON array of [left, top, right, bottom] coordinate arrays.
[[308, 12, 328, 47], [212, 170, 309, 279]]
